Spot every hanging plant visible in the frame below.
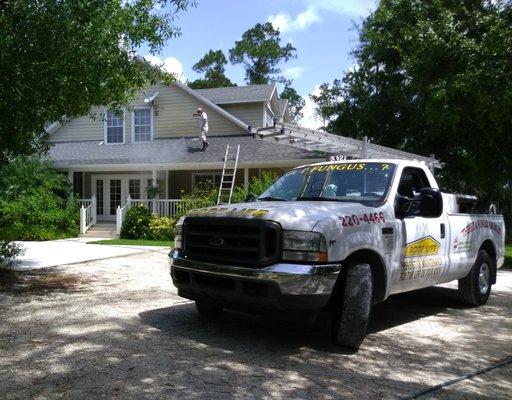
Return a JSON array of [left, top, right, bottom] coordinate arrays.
[[145, 184, 160, 199]]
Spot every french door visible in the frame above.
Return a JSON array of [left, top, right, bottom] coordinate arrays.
[[92, 174, 151, 221]]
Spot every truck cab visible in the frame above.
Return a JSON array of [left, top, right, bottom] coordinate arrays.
[[169, 159, 505, 349]]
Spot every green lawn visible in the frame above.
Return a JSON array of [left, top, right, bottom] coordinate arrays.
[[505, 245, 512, 269], [89, 239, 173, 247]]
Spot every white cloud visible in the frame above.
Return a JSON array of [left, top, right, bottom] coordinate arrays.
[[284, 66, 304, 79], [268, 6, 321, 33], [143, 55, 186, 83], [300, 84, 323, 129], [310, 0, 377, 17]]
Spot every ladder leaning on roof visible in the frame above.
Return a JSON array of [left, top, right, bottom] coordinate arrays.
[[254, 121, 442, 171], [217, 144, 240, 205]]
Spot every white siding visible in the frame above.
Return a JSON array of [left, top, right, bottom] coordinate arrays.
[[220, 103, 264, 128], [50, 84, 246, 142]]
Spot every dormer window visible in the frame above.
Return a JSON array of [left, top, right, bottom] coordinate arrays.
[[105, 110, 125, 144], [132, 108, 153, 142]]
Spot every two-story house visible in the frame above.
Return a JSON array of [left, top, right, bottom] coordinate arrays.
[[46, 82, 320, 225]]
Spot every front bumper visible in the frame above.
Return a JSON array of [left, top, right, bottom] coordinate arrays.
[[168, 249, 341, 312]]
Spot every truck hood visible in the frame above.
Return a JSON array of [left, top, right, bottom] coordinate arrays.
[[186, 201, 374, 231]]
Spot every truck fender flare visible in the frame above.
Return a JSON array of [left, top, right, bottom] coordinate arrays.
[[331, 248, 388, 305], [479, 239, 497, 284]]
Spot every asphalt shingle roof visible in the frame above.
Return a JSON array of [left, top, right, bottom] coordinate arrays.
[[49, 135, 320, 167], [195, 84, 276, 104], [277, 99, 288, 117]]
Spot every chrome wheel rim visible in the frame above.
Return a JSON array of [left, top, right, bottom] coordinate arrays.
[[479, 263, 490, 295]]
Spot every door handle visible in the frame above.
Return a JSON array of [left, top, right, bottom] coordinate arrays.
[[440, 223, 446, 239]]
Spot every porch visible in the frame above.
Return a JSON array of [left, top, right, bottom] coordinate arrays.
[[73, 166, 289, 236]]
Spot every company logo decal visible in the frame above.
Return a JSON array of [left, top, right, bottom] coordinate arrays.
[[453, 237, 472, 252], [209, 236, 224, 247], [400, 257, 443, 280], [404, 236, 440, 257]]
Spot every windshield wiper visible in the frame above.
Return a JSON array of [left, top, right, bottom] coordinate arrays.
[[258, 196, 286, 201], [297, 196, 342, 201]]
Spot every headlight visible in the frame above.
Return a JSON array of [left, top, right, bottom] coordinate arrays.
[[282, 231, 327, 262], [174, 224, 183, 249]]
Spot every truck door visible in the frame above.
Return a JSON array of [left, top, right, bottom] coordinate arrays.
[[394, 167, 449, 292]]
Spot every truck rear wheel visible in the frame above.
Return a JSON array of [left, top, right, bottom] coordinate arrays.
[[195, 300, 223, 318], [331, 263, 372, 349], [459, 250, 493, 306]]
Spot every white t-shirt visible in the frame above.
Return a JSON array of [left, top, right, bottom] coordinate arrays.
[[198, 112, 208, 132]]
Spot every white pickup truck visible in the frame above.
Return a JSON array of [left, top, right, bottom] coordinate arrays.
[[169, 159, 505, 348]]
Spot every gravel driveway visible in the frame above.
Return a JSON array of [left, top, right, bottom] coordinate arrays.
[[1, 251, 511, 399]]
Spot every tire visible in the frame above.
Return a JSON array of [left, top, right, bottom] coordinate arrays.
[[332, 263, 373, 349], [195, 300, 223, 318], [459, 250, 493, 306]]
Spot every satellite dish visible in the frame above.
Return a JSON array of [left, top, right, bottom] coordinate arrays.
[[143, 91, 159, 104]]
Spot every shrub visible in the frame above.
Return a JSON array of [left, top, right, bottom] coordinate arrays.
[[0, 186, 79, 241], [120, 204, 151, 239], [247, 171, 278, 198], [149, 216, 176, 240], [0, 240, 24, 268]]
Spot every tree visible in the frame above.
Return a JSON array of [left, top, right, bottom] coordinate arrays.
[[0, 0, 191, 164], [315, 0, 512, 200], [280, 85, 305, 123], [310, 80, 343, 129], [229, 22, 296, 84], [188, 50, 236, 89]]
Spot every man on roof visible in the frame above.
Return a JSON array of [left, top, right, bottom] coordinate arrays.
[[194, 107, 209, 151]]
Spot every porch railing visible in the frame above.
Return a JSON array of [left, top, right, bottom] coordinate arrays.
[[115, 197, 186, 235], [78, 199, 92, 208], [116, 202, 130, 235], [131, 198, 186, 217], [80, 195, 96, 234]]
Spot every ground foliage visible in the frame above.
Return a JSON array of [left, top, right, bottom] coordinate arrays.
[[0, 157, 79, 241], [312, 0, 512, 212], [121, 204, 177, 240]]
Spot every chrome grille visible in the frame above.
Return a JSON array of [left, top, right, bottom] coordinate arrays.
[[183, 217, 281, 267]]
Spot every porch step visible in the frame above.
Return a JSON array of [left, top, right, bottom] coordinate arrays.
[[81, 223, 118, 239]]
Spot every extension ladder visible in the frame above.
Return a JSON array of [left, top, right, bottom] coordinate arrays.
[[255, 122, 442, 170], [217, 144, 240, 205]]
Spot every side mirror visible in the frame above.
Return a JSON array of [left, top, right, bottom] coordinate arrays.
[[395, 195, 419, 219], [419, 187, 443, 218], [245, 193, 257, 202]]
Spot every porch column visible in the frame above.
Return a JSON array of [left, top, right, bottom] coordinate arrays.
[[152, 169, 157, 199], [244, 167, 249, 194], [165, 170, 169, 198], [68, 170, 74, 199]]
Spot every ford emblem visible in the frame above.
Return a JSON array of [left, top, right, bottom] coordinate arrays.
[[209, 236, 224, 247]]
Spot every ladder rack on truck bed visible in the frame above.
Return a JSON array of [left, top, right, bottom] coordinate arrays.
[[255, 122, 443, 171]]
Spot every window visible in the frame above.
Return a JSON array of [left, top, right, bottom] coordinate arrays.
[[133, 108, 153, 142], [259, 162, 396, 204], [96, 180, 104, 215], [265, 107, 274, 127], [194, 173, 222, 190], [105, 110, 124, 144], [129, 179, 141, 199], [110, 179, 121, 215], [397, 168, 431, 198], [73, 172, 84, 198]]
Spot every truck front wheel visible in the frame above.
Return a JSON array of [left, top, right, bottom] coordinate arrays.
[[195, 300, 223, 318], [458, 250, 493, 306], [331, 263, 373, 349]]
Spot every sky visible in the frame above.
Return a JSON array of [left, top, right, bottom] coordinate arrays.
[[142, 0, 377, 128]]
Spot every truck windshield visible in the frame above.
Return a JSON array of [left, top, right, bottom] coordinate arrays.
[[258, 162, 396, 204]]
